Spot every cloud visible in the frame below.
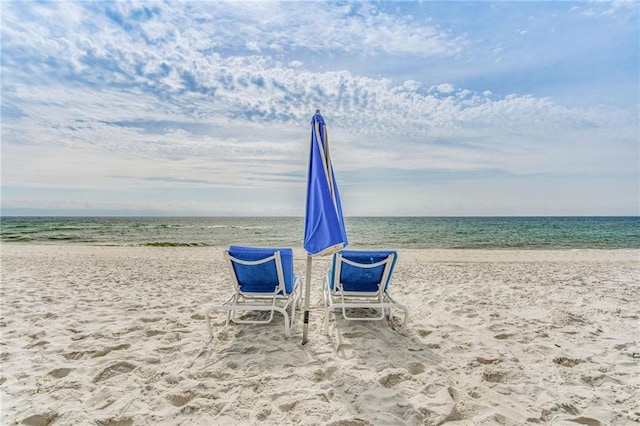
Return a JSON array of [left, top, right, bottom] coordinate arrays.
[[1, 0, 638, 215], [430, 83, 456, 94], [573, 0, 639, 20]]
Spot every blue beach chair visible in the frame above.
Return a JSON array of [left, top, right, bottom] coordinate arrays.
[[204, 246, 300, 338], [323, 249, 408, 333]]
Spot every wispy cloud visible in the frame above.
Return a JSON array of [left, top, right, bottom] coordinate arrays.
[[1, 1, 638, 215]]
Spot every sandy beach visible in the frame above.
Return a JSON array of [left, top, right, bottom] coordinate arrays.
[[1, 245, 638, 425]]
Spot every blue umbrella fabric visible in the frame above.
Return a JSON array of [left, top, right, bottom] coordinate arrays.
[[302, 110, 348, 344]]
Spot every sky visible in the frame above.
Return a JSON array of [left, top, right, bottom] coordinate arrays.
[[1, 1, 638, 217]]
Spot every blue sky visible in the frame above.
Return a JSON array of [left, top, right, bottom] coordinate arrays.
[[1, 1, 638, 216]]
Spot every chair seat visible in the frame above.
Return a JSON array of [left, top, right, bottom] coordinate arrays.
[[204, 246, 300, 338], [328, 250, 399, 293], [323, 250, 408, 333], [229, 245, 296, 294]]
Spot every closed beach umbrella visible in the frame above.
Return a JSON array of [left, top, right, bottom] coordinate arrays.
[[302, 110, 348, 344]]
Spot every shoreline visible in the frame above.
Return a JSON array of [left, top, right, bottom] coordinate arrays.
[[3, 242, 640, 254], [1, 245, 639, 424]]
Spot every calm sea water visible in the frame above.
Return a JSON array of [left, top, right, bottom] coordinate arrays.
[[1, 217, 639, 249]]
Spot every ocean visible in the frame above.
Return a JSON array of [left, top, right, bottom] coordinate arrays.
[[1, 216, 639, 249]]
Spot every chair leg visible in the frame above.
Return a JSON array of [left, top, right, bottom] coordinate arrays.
[[279, 306, 290, 338], [323, 309, 331, 334], [322, 281, 331, 334], [205, 281, 302, 339], [205, 310, 213, 338], [290, 295, 297, 329]]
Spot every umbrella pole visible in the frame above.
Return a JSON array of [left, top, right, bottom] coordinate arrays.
[[302, 255, 313, 345]]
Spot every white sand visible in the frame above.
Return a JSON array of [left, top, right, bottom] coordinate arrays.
[[1, 245, 638, 425]]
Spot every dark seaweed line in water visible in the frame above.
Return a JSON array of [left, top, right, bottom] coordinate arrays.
[[142, 242, 210, 247]]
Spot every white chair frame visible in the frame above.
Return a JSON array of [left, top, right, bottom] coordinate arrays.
[[205, 250, 300, 338], [322, 252, 408, 333]]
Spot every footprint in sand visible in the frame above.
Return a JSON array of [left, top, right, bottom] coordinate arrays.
[[404, 362, 425, 375], [167, 392, 195, 407], [48, 367, 73, 378], [493, 333, 515, 340], [378, 368, 413, 387], [580, 372, 623, 387], [241, 346, 259, 355], [475, 357, 502, 365], [326, 419, 374, 426], [481, 368, 520, 384], [416, 328, 433, 338], [278, 400, 298, 412], [25, 340, 49, 349], [62, 350, 94, 360], [254, 406, 272, 421], [336, 343, 355, 359], [19, 411, 58, 426], [91, 343, 131, 358], [95, 416, 134, 426], [92, 361, 136, 383], [312, 366, 337, 382], [567, 416, 604, 426], [139, 316, 162, 323], [341, 331, 367, 338], [552, 357, 585, 367], [28, 331, 47, 340], [160, 332, 182, 343]]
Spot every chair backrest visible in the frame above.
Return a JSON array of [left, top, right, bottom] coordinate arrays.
[[227, 246, 296, 294], [329, 250, 398, 293]]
